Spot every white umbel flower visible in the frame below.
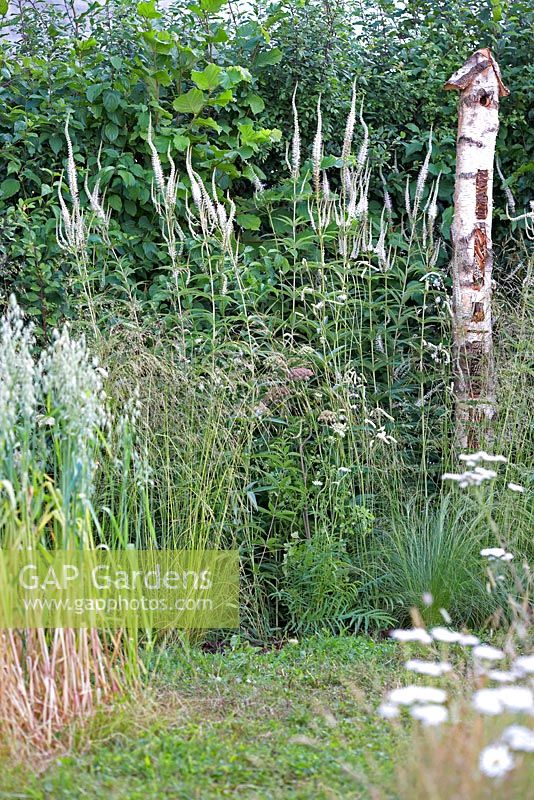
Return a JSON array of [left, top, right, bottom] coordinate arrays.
[[473, 645, 505, 662], [431, 627, 462, 643], [507, 482, 525, 493], [473, 689, 504, 716], [479, 744, 514, 778], [498, 687, 534, 713], [480, 547, 506, 558], [377, 702, 399, 720], [410, 704, 448, 727], [457, 633, 480, 646], [388, 686, 447, 706], [501, 725, 534, 752], [514, 655, 534, 675], [390, 628, 432, 644], [405, 659, 452, 677]]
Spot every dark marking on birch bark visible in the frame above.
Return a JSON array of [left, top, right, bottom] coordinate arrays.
[[473, 227, 487, 287], [458, 135, 484, 147], [464, 340, 484, 398], [467, 409, 487, 450], [459, 171, 478, 179], [476, 170, 489, 218], [472, 301, 485, 322]]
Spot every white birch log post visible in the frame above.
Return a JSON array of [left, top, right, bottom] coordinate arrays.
[[444, 48, 509, 450]]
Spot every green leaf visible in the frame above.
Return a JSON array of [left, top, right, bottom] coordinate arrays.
[[255, 47, 282, 67], [118, 170, 136, 188], [200, 0, 226, 11], [137, 0, 162, 18], [0, 178, 20, 199], [221, 66, 252, 88], [141, 30, 173, 54], [210, 89, 233, 107], [191, 63, 222, 91], [49, 133, 63, 155], [173, 89, 205, 115], [192, 117, 222, 133], [86, 84, 104, 103], [0, 0, 8, 16], [237, 214, 261, 231], [103, 90, 121, 113], [104, 122, 119, 142], [107, 194, 122, 212], [246, 94, 265, 114], [173, 133, 190, 151], [152, 69, 172, 87], [208, 27, 229, 43]]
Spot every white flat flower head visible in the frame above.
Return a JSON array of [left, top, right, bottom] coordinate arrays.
[[377, 702, 399, 720], [457, 633, 480, 646], [480, 547, 506, 558], [501, 725, 534, 752], [486, 670, 518, 683], [473, 645, 505, 661], [388, 686, 447, 706], [460, 451, 507, 467], [410, 704, 448, 727], [514, 655, 534, 675], [431, 626, 461, 643], [479, 744, 514, 778], [507, 483, 525, 493], [498, 687, 534, 713], [473, 688, 504, 715], [390, 628, 432, 644], [405, 659, 452, 677]]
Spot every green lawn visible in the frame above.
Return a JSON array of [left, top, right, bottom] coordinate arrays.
[[0, 636, 407, 800]]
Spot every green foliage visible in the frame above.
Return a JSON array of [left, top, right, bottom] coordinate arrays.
[[0, 635, 404, 796], [0, 0, 532, 642], [0, 0, 282, 327]]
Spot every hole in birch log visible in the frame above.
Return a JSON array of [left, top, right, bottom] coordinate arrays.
[[479, 93, 489, 106], [473, 227, 487, 287], [472, 302, 485, 322], [476, 171, 489, 219]]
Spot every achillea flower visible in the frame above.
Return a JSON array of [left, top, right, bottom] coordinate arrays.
[[459, 451, 507, 467], [431, 627, 462, 643], [508, 482, 525, 493], [318, 410, 338, 425], [479, 744, 514, 778], [480, 547, 506, 559], [473, 645, 505, 662], [388, 686, 447, 706], [514, 655, 534, 675], [378, 702, 399, 720], [287, 367, 314, 382], [501, 725, 534, 752], [405, 659, 452, 677], [263, 385, 291, 407], [498, 687, 534, 712], [410, 703, 448, 726], [473, 688, 505, 715], [390, 628, 432, 645], [486, 670, 518, 683], [441, 466, 498, 488], [457, 633, 480, 646]]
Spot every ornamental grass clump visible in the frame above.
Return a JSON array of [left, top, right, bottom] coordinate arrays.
[[0, 298, 136, 755], [378, 469, 533, 798]]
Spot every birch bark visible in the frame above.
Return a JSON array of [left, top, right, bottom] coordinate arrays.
[[444, 48, 509, 449]]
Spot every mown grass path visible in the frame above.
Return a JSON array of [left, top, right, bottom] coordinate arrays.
[[1, 637, 406, 799]]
